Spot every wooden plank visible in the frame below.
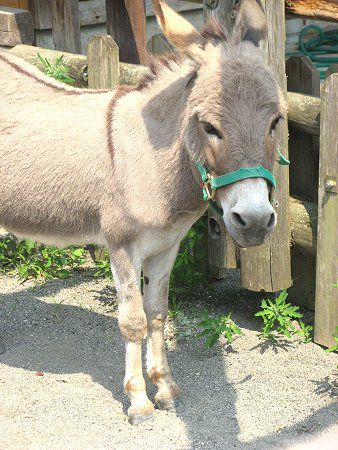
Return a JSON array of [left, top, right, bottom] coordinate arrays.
[[106, 0, 146, 64], [147, 33, 173, 55], [0, 6, 33, 46], [203, 0, 237, 278], [52, 0, 81, 54], [285, 0, 338, 22], [314, 74, 338, 348], [9, 44, 149, 87], [0, 1, 29, 8], [287, 91, 321, 136], [286, 56, 320, 311], [287, 57, 320, 202], [240, 0, 292, 292], [290, 197, 318, 255], [28, 0, 51, 29], [29, 0, 202, 30], [207, 211, 239, 276], [10, 43, 87, 86], [145, 0, 202, 15], [87, 34, 119, 89]]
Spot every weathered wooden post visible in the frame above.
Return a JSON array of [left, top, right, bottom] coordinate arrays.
[[286, 56, 320, 308], [51, 0, 81, 54], [203, 0, 238, 278], [240, 0, 292, 292], [203, 0, 292, 290], [106, 0, 147, 65], [314, 74, 338, 348], [87, 34, 120, 261], [87, 35, 120, 89]]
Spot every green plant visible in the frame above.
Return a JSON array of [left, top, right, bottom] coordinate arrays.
[[255, 290, 303, 340], [169, 219, 207, 298], [0, 235, 85, 281], [168, 296, 183, 319], [325, 326, 338, 353], [93, 249, 112, 278], [37, 54, 75, 84], [198, 313, 242, 348], [297, 320, 313, 343]]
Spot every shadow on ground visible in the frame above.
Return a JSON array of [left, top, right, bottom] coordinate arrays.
[[0, 275, 336, 449]]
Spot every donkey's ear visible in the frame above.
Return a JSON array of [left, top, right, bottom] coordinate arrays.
[[232, 0, 267, 47], [152, 0, 205, 63]]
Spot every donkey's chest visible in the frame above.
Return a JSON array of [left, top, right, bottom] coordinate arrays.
[[135, 212, 201, 260]]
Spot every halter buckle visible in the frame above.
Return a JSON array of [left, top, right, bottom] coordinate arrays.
[[203, 174, 216, 201]]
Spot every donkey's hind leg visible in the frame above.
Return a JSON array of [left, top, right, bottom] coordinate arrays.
[[109, 246, 154, 425], [143, 244, 181, 412]]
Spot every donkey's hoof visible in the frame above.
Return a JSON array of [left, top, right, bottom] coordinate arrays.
[[156, 398, 181, 412], [128, 412, 153, 426]]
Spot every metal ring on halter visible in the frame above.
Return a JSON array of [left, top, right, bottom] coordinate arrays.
[[203, 174, 216, 200]]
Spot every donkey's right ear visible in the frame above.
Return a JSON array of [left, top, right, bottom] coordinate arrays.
[[231, 0, 267, 47], [152, 0, 205, 64]]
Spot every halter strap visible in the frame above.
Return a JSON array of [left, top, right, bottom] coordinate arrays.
[[195, 162, 277, 216]]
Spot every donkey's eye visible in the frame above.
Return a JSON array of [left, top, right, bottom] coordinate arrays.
[[201, 121, 222, 139], [269, 116, 281, 135]]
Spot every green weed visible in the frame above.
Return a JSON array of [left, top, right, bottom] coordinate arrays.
[[0, 235, 85, 281], [198, 313, 242, 348], [325, 326, 338, 353], [297, 320, 314, 343], [37, 53, 75, 84], [93, 249, 112, 279], [169, 219, 208, 299], [255, 289, 304, 340]]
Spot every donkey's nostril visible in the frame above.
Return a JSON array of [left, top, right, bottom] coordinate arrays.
[[267, 212, 277, 230], [232, 212, 247, 229]]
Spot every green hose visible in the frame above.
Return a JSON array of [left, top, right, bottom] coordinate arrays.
[[287, 25, 338, 79]]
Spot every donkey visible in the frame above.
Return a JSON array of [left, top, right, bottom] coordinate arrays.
[[0, 0, 285, 424]]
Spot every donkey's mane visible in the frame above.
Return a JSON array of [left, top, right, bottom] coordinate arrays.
[[201, 19, 228, 44], [136, 19, 230, 91], [136, 52, 183, 91]]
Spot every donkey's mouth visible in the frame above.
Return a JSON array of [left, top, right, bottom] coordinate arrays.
[[224, 220, 271, 248], [217, 178, 278, 248]]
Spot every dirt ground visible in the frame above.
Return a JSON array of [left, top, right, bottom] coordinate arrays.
[[0, 271, 337, 450]]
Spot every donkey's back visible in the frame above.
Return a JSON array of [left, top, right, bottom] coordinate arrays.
[[0, 52, 115, 246]]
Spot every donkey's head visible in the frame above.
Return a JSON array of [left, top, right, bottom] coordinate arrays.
[[153, 0, 285, 247]]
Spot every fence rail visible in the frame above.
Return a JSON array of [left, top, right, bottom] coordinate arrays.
[[8, 36, 338, 347]]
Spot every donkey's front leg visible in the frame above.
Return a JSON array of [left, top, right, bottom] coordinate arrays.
[[109, 246, 154, 425], [143, 244, 181, 411]]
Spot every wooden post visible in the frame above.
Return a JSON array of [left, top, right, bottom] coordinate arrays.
[[28, 0, 52, 30], [285, 0, 338, 22], [106, 0, 147, 65], [286, 56, 320, 309], [286, 56, 320, 202], [0, 6, 33, 46], [87, 34, 120, 262], [87, 35, 119, 89], [203, 0, 238, 279], [52, 0, 81, 54], [240, 0, 292, 292], [147, 33, 173, 56], [207, 211, 238, 278], [314, 74, 338, 348]]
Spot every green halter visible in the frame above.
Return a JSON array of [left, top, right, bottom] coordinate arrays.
[[195, 162, 277, 216]]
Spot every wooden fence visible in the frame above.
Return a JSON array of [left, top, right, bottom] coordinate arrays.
[[4, 0, 337, 347]]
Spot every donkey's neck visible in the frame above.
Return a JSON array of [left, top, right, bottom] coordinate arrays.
[[112, 62, 205, 219]]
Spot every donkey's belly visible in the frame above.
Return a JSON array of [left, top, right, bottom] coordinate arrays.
[[0, 173, 105, 247]]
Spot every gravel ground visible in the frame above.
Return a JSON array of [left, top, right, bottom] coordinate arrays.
[[0, 271, 337, 450]]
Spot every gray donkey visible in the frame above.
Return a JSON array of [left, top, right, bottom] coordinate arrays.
[[0, 0, 285, 424]]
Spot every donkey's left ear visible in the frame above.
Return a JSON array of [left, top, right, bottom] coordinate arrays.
[[152, 0, 205, 63], [232, 0, 267, 47]]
